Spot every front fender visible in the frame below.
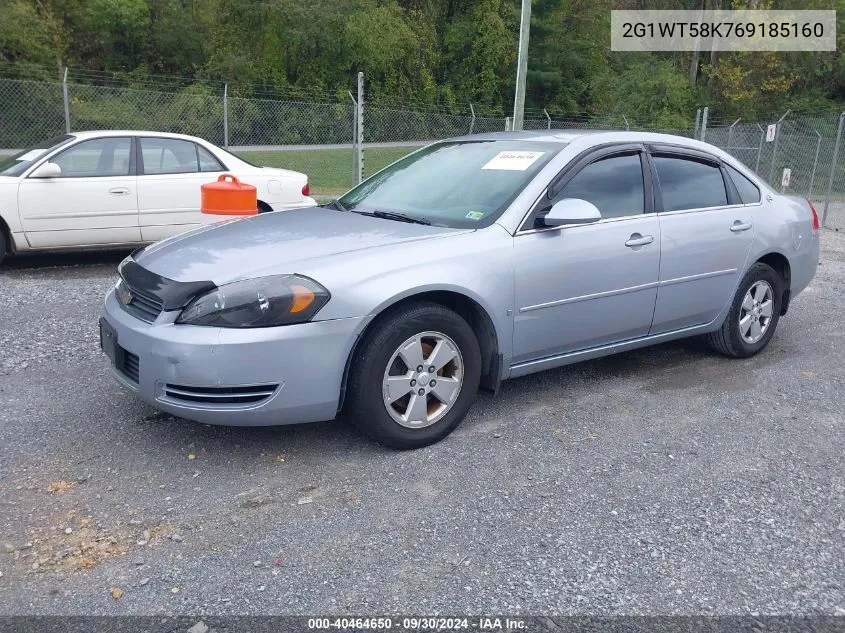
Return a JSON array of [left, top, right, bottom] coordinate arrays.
[[0, 178, 24, 234], [311, 226, 516, 367]]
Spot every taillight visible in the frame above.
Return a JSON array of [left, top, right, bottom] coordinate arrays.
[[806, 198, 820, 231], [302, 183, 310, 197]]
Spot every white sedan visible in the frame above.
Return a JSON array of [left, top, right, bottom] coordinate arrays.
[[0, 130, 316, 264]]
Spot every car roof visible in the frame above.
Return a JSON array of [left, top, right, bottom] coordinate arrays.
[[448, 130, 603, 144], [68, 130, 211, 143], [448, 129, 701, 147], [445, 130, 761, 176]]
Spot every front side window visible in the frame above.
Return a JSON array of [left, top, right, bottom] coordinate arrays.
[[338, 140, 562, 228], [0, 135, 75, 177], [653, 155, 728, 212], [553, 153, 645, 218], [726, 164, 762, 204], [140, 138, 199, 175], [51, 137, 132, 177]]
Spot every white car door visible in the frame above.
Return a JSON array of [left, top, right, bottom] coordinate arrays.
[[136, 137, 228, 242], [18, 136, 141, 248]]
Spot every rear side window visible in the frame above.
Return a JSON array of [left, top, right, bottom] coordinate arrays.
[[198, 145, 225, 172], [726, 164, 761, 204], [554, 153, 645, 218], [654, 155, 727, 212], [140, 137, 199, 175]]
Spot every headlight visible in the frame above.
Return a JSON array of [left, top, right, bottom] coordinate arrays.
[[176, 275, 329, 328]]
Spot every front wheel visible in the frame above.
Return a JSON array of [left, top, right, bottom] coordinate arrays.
[[705, 262, 783, 358], [346, 302, 481, 449]]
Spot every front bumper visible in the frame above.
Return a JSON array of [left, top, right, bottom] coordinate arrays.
[[102, 289, 368, 426]]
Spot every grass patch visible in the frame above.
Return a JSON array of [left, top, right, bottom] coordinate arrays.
[[236, 146, 417, 199]]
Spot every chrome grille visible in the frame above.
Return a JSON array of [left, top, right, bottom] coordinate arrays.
[[115, 259, 215, 323], [121, 351, 140, 383], [163, 384, 278, 406], [119, 282, 164, 322]]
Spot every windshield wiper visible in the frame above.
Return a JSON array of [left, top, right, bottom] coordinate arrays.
[[369, 210, 431, 225], [327, 199, 348, 212]]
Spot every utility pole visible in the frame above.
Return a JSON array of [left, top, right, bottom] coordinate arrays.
[[356, 71, 364, 184], [512, 0, 532, 131]]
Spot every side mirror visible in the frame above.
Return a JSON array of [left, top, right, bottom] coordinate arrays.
[[541, 198, 602, 227], [30, 162, 62, 179]]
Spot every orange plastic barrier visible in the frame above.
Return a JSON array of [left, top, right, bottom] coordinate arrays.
[[201, 174, 258, 216]]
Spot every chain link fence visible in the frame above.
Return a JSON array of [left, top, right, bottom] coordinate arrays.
[[703, 111, 845, 230], [68, 84, 226, 145], [228, 97, 354, 146], [0, 70, 843, 226], [0, 78, 66, 147]]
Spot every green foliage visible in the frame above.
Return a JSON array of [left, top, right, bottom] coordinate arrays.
[[0, 0, 59, 69], [441, 0, 516, 108], [528, 0, 613, 112], [0, 0, 842, 123], [591, 60, 697, 129]]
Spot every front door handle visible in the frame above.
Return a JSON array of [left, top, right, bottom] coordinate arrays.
[[109, 187, 130, 196], [625, 233, 654, 247], [730, 221, 752, 233]]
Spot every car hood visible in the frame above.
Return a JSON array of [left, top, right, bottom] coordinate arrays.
[[136, 207, 470, 285]]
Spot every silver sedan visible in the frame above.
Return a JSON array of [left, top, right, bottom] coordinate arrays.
[[100, 131, 820, 449]]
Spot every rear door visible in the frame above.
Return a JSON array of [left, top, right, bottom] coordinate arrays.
[[136, 136, 227, 242], [648, 147, 754, 334], [18, 136, 140, 248]]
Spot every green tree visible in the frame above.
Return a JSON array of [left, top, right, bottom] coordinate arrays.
[[0, 0, 64, 74]]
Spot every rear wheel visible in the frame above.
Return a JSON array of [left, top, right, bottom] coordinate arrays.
[[257, 201, 273, 214], [347, 302, 481, 449], [0, 228, 7, 266], [705, 262, 783, 358]]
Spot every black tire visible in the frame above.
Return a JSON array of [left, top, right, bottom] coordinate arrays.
[[0, 232, 6, 266], [257, 201, 273, 214], [705, 262, 783, 358], [346, 302, 481, 449]]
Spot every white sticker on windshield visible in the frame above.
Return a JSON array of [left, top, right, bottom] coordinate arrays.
[[15, 150, 44, 161], [482, 151, 545, 171]]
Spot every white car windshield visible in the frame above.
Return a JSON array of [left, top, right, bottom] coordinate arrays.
[[0, 135, 75, 177], [339, 140, 563, 228]]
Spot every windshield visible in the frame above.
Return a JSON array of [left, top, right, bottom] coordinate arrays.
[[0, 135, 75, 177], [338, 140, 563, 228]]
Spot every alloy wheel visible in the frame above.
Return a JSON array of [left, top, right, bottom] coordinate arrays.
[[739, 280, 774, 344], [382, 331, 464, 428]]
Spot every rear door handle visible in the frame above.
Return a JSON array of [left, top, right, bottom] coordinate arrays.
[[109, 187, 130, 196], [625, 234, 654, 247], [731, 221, 752, 232]]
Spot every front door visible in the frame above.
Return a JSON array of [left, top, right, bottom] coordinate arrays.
[[512, 150, 661, 365], [18, 136, 140, 248]]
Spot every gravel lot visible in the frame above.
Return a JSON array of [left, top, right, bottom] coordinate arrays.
[[0, 234, 843, 616]]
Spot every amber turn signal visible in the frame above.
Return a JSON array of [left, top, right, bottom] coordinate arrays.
[[289, 284, 316, 313]]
